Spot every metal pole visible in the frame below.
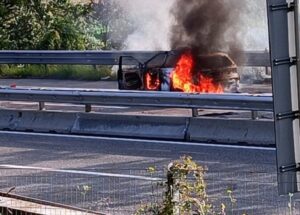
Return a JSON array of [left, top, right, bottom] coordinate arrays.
[[167, 163, 180, 215], [251, 111, 259, 120], [267, 0, 299, 194], [38, 102, 45, 111], [192, 108, 199, 117], [85, 104, 92, 113]]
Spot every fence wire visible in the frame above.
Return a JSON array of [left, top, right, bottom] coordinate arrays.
[[0, 168, 164, 215], [0, 167, 299, 215]]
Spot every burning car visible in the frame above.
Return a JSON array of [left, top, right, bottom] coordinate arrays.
[[117, 51, 239, 93]]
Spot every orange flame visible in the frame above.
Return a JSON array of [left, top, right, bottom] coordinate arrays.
[[171, 53, 223, 93], [145, 72, 160, 90]]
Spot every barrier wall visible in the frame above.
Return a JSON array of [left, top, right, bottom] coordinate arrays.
[[0, 110, 275, 146]]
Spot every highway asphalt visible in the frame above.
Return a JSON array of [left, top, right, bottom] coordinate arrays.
[[0, 131, 296, 214], [0, 131, 275, 171], [0, 79, 291, 214]]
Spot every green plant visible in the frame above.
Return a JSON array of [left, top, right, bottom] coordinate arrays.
[[87, 1, 134, 50], [0, 0, 104, 50], [77, 184, 92, 202], [224, 187, 238, 215], [288, 192, 294, 215], [136, 156, 252, 215], [136, 156, 214, 215], [0, 64, 113, 80]]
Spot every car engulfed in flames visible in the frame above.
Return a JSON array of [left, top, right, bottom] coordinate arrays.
[[118, 51, 239, 93]]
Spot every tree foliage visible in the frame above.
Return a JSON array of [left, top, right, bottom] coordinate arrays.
[[0, 0, 133, 50], [0, 0, 101, 50], [87, 0, 134, 50]]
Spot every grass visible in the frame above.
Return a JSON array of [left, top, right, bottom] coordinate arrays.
[[0, 64, 115, 81]]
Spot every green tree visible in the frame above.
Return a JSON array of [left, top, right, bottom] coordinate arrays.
[[87, 0, 134, 50], [0, 0, 42, 49], [0, 0, 100, 50]]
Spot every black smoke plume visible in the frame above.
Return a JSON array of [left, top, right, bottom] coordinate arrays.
[[170, 0, 245, 60]]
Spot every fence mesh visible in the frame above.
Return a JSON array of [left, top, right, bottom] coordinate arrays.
[[0, 168, 165, 215], [0, 167, 299, 215]]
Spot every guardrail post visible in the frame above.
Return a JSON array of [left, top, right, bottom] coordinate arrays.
[[38, 102, 45, 111], [192, 108, 198, 117], [251, 111, 259, 120], [85, 104, 92, 113]]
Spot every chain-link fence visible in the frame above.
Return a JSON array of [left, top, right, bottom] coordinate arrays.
[[0, 166, 299, 215], [205, 171, 298, 215], [0, 167, 165, 214]]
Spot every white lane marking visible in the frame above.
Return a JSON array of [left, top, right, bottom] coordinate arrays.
[[0, 164, 163, 181], [0, 131, 276, 151]]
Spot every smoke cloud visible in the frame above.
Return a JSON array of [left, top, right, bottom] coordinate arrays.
[[114, 0, 174, 51], [113, 0, 268, 52], [170, 0, 246, 58], [241, 0, 269, 50]]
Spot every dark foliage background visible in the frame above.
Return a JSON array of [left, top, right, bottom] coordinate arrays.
[[0, 0, 131, 50]]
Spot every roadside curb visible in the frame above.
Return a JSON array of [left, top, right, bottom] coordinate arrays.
[[72, 113, 187, 140], [188, 117, 274, 145], [0, 109, 275, 146]]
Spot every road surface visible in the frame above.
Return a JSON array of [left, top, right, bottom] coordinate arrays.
[[0, 131, 296, 214], [0, 79, 288, 214]]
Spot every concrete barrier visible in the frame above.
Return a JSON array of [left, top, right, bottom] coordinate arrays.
[[17, 111, 77, 133], [0, 110, 19, 130], [0, 110, 76, 133], [187, 117, 275, 146], [0, 109, 275, 146], [72, 113, 188, 140]]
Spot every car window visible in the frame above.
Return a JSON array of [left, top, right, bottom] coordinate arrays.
[[198, 55, 233, 69]]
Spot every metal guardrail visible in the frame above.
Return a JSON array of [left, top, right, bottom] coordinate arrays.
[[0, 50, 272, 112], [0, 88, 273, 111], [0, 50, 270, 67], [242, 51, 271, 67]]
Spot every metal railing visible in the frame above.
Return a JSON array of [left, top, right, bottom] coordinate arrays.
[[0, 50, 272, 113], [0, 50, 270, 66], [0, 88, 273, 111]]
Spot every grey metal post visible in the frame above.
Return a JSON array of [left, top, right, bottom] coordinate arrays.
[[251, 111, 259, 120], [38, 102, 45, 111], [192, 108, 199, 117], [267, 0, 299, 194], [85, 104, 92, 113], [167, 163, 180, 215]]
